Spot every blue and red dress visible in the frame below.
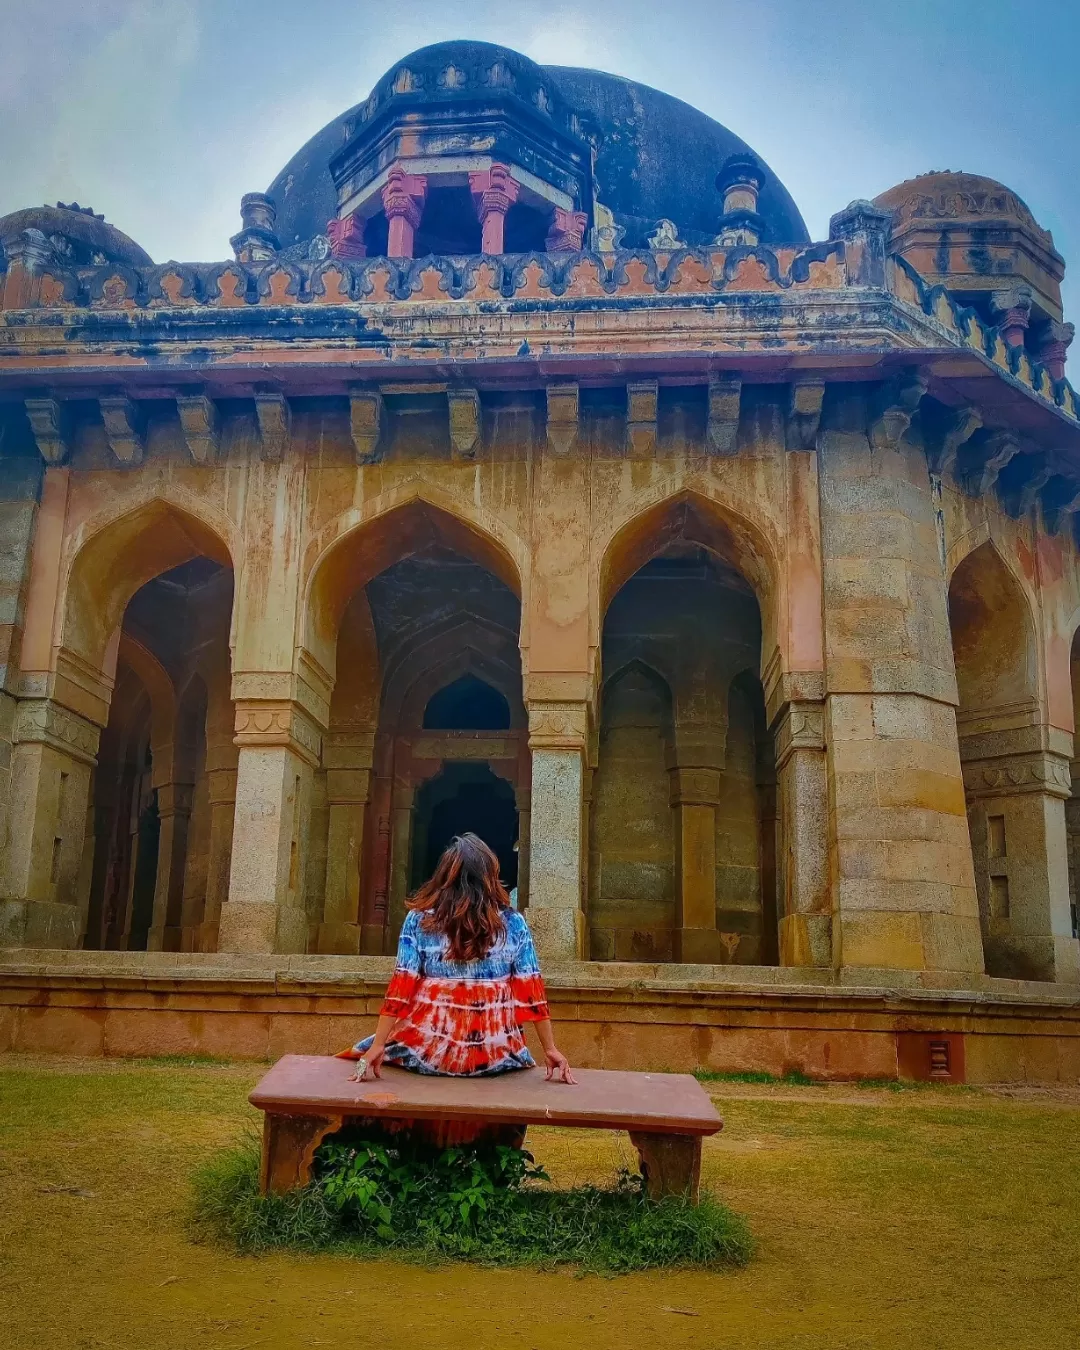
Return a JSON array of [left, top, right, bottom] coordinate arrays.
[[338, 907, 549, 1076]]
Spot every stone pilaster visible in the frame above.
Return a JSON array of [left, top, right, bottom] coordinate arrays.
[[0, 698, 99, 948], [819, 393, 985, 977], [668, 765, 723, 963], [197, 747, 237, 952], [218, 699, 322, 954], [961, 731, 1080, 983], [146, 780, 193, 952], [527, 701, 589, 960], [774, 699, 831, 967], [318, 728, 374, 954]]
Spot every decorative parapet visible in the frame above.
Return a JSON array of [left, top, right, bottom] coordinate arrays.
[[1, 235, 1076, 431], [891, 255, 1080, 424]]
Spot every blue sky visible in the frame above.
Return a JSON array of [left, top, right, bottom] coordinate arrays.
[[3, 0, 1079, 326]]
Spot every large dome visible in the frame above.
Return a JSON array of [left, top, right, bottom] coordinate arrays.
[[267, 40, 809, 251]]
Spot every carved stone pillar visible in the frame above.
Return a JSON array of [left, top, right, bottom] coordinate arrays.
[[318, 729, 374, 954], [218, 699, 322, 954], [991, 286, 1033, 349], [469, 163, 519, 256], [381, 168, 427, 260], [514, 786, 531, 907], [668, 764, 723, 963], [0, 698, 100, 948], [147, 780, 193, 952], [196, 742, 237, 952], [386, 783, 415, 950], [527, 701, 589, 960], [961, 737, 1080, 983], [1038, 320, 1074, 383], [326, 211, 367, 260], [545, 208, 587, 253], [774, 700, 831, 966]]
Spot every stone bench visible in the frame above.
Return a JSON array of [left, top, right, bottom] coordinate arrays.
[[249, 1053, 723, 1202]]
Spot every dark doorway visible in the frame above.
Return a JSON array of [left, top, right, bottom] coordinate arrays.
[[423, 675, 510, 730], [411, 763, 518, 890]]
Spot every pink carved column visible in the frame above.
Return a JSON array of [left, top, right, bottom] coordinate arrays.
[[469, 163, 520, 255], [381, 168, 427, 259], [326, 213, 367, 259], [991, 286, 1033, 348], [1039, 320, 1074, 381], [545, 207, 588, 252]]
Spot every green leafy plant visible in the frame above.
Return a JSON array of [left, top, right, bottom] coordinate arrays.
[[190, 1128, 752, 1272]]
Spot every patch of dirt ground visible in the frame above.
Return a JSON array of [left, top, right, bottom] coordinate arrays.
[[1, 1054, 1078, 1350]]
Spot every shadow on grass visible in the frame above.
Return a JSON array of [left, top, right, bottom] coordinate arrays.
[[190, 1136, 753, 1274]]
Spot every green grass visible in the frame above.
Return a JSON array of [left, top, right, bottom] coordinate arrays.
[[693, 1068, 817, 1086], [190, 1134, 754, 1273]]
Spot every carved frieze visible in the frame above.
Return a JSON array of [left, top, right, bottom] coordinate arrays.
[[528, 701, 589, 753], [13, 698, 100, 765], [233, 699, 322, 767], [962, 751, 1072, 802]]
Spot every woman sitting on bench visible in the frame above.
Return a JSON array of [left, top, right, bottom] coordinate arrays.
[[339, 832, 576, 1085]]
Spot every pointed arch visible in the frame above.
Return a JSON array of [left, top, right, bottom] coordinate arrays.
[[302, 493, 524, 686], [949, 539, 1039, 720], [596, 490, 781, 680], [59, 497, 235, 670]]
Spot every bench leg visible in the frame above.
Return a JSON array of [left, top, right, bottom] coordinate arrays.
[[260, 1112, 343, 1196], [628, 1131, 702, 1203]]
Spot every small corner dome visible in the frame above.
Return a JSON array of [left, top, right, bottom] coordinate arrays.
[[873, 170, 1064, 323], [0, 203, 153, 269], [266, 39, 809, 252]]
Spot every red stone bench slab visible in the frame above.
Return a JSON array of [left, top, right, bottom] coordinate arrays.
[[249, 1054, 723, 1202]]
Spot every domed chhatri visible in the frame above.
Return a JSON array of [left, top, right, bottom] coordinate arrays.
[[267, 39, 807, 256], [874, 171, 1065, 329], [0, 202, 152, 271], [4, 38, 1080, 1078]]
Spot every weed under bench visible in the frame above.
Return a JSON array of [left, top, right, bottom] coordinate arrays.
[[249, 1054, 723, 1202]]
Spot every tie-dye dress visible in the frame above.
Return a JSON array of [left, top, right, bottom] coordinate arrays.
[[338, 907, 549, 1076]]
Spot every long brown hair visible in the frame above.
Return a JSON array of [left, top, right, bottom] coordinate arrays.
[[409, 832, 509, 962]]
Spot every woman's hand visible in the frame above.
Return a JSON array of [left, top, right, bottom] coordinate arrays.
[[543, 1046, 577, 1084], [351, 1044, 386, 1081]]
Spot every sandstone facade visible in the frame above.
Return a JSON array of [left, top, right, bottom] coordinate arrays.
[[1, 40, 1078, 1005]]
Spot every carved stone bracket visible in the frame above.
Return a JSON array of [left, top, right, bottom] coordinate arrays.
[[1040, 474, 1080, 533], [447, 387, 481, 460], [997, 451, 1053, 518], [785, 379, 825, 452], [705, 375, 741, 455], [546, 382, 579, 457], [921, 403, 982, 477], [668, 766, 721, 808], [626, 380, 658, 458], [98, 395, 145, 465], [527, 701, 589, 754], [349, 387, 384, 464], [254, 392, 290, 462], [773, 700, 826, 773], [24, 397, 71, 464], [13, 698, 100, 765], [958, 429, 1020, 496], [868, 369, 928, 450], [233, 699, 322, 767], [962, 750, 1072, 802], [176, 391, 219, 464]]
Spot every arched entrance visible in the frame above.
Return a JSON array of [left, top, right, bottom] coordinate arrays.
[[592, 505, 778, 966], [410, 762, 519, 890]]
